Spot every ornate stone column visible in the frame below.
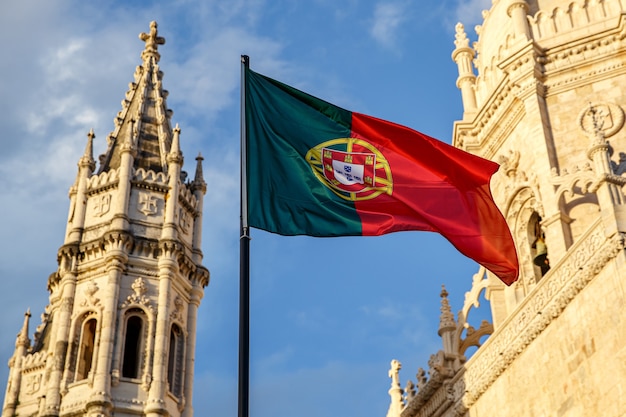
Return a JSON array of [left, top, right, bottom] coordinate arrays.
[[507, 0, 530, 40], [181, 269, 208, 417], [452, 23, 477, 118], [146, 244, 176, 417], [42, 248, 79, 417], [86, 238, 129, 417]]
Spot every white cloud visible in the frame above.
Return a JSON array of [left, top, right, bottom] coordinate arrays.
[[369, 2, 407, 49], [167, 27, 285, 120], [454, 0, 492, 28]]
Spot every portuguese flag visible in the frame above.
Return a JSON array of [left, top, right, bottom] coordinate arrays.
[[244, 67, 519, 285]]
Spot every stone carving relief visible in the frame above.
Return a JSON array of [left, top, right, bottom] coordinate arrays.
[[138, 192, 158, 216], [577, 102, 624, 139], [92, 193, 111, 217], [552, 103, 626, 207], [179, 208, 191, 233], [25, 373, 42, 394], [390, 229, 623, 417], [120, 277, 153, 312], [496, 150, 532, 197], [80, 281, 100, 307], [462, 227, 623, 406], [170, 295, 184, 322]]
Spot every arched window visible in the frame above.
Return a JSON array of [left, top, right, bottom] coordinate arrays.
[[76, 318, 97, 380], [530, 213, 550, 280], [166, 324, 184, 396], [122, 314, 144, 379]]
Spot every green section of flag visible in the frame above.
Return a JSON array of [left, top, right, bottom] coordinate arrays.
[[245, 68, 364, 236]]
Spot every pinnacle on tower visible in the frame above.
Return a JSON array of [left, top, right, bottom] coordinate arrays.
[[15, 309, 31, 349], [139, 21, 165, 63], [79, 129, 96, 171], [438, 285, 456, 336], [193, 153, 207, 192]]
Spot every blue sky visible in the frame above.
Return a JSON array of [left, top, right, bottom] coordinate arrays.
[[0, 1, 493, 417]]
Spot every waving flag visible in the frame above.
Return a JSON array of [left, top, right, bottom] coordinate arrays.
[[244, 67, 518, 285]]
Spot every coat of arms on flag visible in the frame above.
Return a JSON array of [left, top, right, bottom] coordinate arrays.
[[305, 138, 393, 201], [322, 148, 375, 192]]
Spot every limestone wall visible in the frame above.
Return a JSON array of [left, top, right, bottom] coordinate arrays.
[[471, 252, 626, 416]]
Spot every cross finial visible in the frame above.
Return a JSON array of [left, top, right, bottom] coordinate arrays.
[[139, 21, 165, 62]]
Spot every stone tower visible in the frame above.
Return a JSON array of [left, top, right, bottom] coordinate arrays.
[[386, 1, 626, 416], [1, 21, 209, 417]]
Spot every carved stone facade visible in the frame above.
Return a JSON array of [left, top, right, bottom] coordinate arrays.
[[1, 22, 209, 417], [388, 1, 626, 416]]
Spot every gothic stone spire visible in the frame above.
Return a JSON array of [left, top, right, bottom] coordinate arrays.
[[98, 21, 173, 174]]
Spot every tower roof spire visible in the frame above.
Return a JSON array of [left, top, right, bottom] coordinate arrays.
[[97, 21, 174, 174]]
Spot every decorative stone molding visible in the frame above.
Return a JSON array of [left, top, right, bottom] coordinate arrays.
[[400, 366, 448, 417], [87, 168, 119, 193], [133, 168, 167, 184], [128, 267, 159, 277], [502, 185, 544, 288], [191, 265, 210, 288], [399, 223, 624, 417], [111, 396, 146, 406], [20, 351, 47, 370], [456, 86, 526, 159], [528, 0, 626, 41], [132, 238, 159, 258], [179, 183, 199, 213], [102, 231, 133, 255], [545, 60, 626, 96], [58, 397, 89, 413], [460, 223, 624, 406]]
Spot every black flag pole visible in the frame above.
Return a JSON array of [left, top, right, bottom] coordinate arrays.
[[239, 54, 251, 417]]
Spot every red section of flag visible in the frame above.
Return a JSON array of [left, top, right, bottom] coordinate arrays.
[[351, 113, 519, 285]]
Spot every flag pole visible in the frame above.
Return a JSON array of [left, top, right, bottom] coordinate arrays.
[[239, 54, 251, 417]]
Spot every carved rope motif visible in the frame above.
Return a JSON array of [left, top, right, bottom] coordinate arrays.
[[458, 225, 623, 406]]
